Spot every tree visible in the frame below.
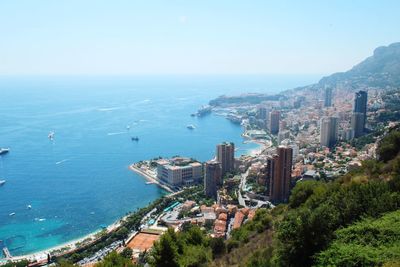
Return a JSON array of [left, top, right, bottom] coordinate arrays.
[[209, 237, 226, 257], [121, 248, 133, 259], [288, 180, 325, 208], [149, 229, 180, 267], [316, 210, 400, 266], [95, 251, 135, 267], [377, 130, 400, 162]]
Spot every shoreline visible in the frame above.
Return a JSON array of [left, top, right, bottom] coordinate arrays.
[[129, 164, 174, 193], [4, 214, 125, 263], [3, 112, 265, 264]]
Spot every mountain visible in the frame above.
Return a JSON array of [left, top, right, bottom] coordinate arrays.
[[319, 42, 400, 90], [288, 42, 400, 94]]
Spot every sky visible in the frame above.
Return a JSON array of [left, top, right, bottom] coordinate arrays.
[[0, 1, 399, 75]]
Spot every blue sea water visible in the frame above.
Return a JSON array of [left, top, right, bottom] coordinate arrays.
[[0, 75, 320, 256]]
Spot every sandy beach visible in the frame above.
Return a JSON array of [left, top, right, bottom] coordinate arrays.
[[4, 209, 127, 264]]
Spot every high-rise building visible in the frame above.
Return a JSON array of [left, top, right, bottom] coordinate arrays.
[[351, 112, 365, 138], [324, 87, 333, 107], [278, 130, 290, 145], [257, 106, 269, 120], [204, 160, 222, 199], [269, 146, 293, 203], [216, 142, 235, 178], [320, 116, 338, 148], [269, 110, 280, 135], [353, 90, 368, 130]]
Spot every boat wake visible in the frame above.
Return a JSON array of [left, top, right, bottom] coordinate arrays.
[[35, 218, 46, 222], [107, 132, 127, 136], [97, 107, 122, 112], [55, 159, 69, 165]]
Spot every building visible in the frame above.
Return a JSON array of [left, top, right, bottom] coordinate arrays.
[[353, 90, 368, 130], [204, 160, 222, 199], [216, 142, 235, 177], [351, 112, 365, 138], [278, 130, 290, 144], [269, 110, 280, 134], [257, 105, 269, 120], [157, 158, 203, 186], [324, 87, 333, 107], [320, 116, 338, 148], [269, 146, 293, 203]]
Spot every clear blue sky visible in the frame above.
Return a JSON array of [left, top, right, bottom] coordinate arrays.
[[0, 0, 398, 75]]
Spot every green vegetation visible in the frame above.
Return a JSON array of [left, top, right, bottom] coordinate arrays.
[[148, 226, 211, 267], [57, 187, 202, 264], [377, 128, 400, 162], [1, 260, 30, 267], [95, 251, 136, 267], [148, 209, 272, 267], [274, 176, 400, 267], [228, 209, 272, 248], [210, 129, 400, 267], [54, 129, 400, 267], [315, 210, 400, 266]]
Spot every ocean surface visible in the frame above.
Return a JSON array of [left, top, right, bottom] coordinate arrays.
[[0, 75, 320, 257]]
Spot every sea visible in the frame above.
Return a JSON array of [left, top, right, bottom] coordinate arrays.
[[0, 74, 320, 257]]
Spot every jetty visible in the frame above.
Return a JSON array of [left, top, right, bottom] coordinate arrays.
[[3, 247, 12, 259], [129, 164, 174, 193]]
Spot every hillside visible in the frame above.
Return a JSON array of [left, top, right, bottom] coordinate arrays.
[[208, 128, 400, 267], [319, 42, 400, 89], [289, 42, 400, 94]]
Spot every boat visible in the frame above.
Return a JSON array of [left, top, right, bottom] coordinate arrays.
[[187, 124, 196, 130], [9, 212, 15, 216], [126, 125, 131, 130], [0, 148, 10, 155], [0, 180, 5, 186], [131, 136, 139, 141], [27, 205, 32, 209], [48, 131, 55, 140]]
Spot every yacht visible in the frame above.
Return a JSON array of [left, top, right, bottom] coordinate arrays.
[[27, 205, 32, 209], [131, 136, 139, 141], [0, 148, 10, 155], [48, 131, 55, 140], [187, 124, 196, 130], [0, 180, 5, 186], [9, 212, 15, 216]]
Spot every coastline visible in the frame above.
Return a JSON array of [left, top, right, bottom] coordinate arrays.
[[5, 214, 125, 263], [129, 164, 174, 193], [3, 112, 264, 264]]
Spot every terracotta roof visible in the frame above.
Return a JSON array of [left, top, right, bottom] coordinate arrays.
[[218, 213, 228, 221], [233, 211, 245, 229]]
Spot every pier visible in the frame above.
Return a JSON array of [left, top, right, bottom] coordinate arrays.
[[2, 246, 12, 259]]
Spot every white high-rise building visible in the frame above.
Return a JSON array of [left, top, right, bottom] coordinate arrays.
[[320, 116, 338, 148]]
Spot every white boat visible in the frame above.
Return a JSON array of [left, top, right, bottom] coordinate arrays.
[[27, 205, 32, 209], [48, 131, 55, 140], [0, 148, 10, 155], [9, 212, 15, 216], [0, 180, 5, 186], [187, 124, 196, 130]]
